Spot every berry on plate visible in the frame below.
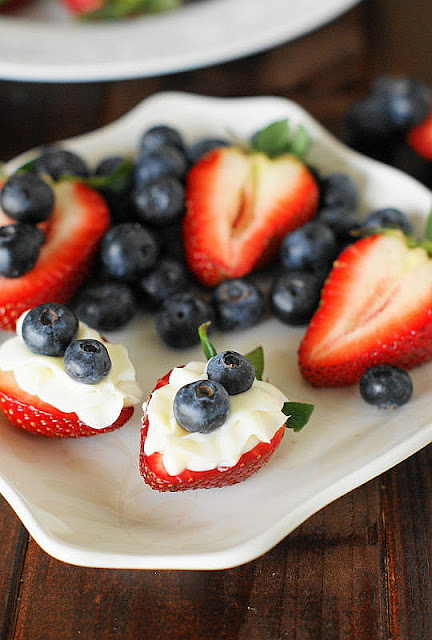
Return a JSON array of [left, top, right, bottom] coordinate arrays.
[[140, 323, 314, 491], [0, 223, 45, 278], [70, 281, 137, 332], [0, 304, 141, 437], [183, 119, 319, 287], [299, 224, 432, 387], [211, 278, 265, 331], [359, 365, 413, 409], [0, 179, 110, 331], [155, 291, 214, 349]]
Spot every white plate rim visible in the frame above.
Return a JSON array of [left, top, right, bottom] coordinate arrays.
[[1, 92, 432, 570]]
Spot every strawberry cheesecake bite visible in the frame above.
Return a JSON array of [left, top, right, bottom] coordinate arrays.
[[0, 303, 142, 437], [140, 324, 313, 491]]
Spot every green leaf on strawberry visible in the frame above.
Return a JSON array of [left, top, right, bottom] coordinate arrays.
[[243, 346, 264, 381], [282, 401, 314, 432], [80, 0, 180, 20], [198, 322, 264, 380], [249, 119, 311, 159], [85, 158, 133, 194]]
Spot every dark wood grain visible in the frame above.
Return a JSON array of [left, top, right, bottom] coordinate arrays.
[[0, 498, 27, 640], [1, 1, 432, 639]]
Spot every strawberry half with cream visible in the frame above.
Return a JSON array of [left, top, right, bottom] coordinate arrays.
[[0, 303, 142, 437], [140, 324, 313, 491], [299, 225, 432, 387], [183, 120, 319, 287], [0, 178, 110, 331]]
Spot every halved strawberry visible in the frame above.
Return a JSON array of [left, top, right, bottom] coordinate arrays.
[[299, 231, 432, 387], [407, 110, 432, 160], [183, 121, 319, 287], [0, 369, 134, 437], [139, 323, 314, 491], [0, 180, 110, 331]]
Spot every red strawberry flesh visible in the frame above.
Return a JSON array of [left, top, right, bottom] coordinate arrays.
[[0, 369, 133, 437], [408, 111, 432, 160], [183, 147, 319, 287], [299, 233, 432, 386], [0, 180, 110, 331]]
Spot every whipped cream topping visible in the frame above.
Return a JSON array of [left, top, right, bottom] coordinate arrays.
[[144, 360, 288, 476], [0, 312, 142, 429]]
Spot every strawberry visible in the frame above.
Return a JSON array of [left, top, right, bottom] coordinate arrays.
[[407, 110, 432, 160], [299, 228, 432, 387], [61, 0, 181, 20], [183, 120, 319, 287], [0, 180, 110, 331], [140, 323, 313, 491], [0, 369, 134, 437]]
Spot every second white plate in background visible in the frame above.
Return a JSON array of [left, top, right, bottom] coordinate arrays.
[[0, 0, 361, 82]]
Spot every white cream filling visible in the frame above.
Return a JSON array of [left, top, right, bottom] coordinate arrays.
[[0, 312, 142, 429], [144, 360, 288, 476]]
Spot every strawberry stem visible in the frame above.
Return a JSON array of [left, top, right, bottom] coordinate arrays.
[[424, 210, 432, 241], [198, 322, 217, 360]]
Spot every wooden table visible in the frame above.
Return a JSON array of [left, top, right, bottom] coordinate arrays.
[[1, 1, 432, 638]]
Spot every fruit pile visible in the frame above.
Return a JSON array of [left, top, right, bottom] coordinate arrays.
[[0, 0, 184, 20], [345, 75, 432, 171], [1, 110, 431, 414]]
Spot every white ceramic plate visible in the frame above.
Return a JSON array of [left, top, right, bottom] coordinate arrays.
[[2, 93, 432, 570], [0, 0, 361, 82]]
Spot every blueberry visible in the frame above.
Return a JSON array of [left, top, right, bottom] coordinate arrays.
[[33, 147, 89, 181], [132, 176, 185, 226], [316, 207, 361, 243], [279, 221, 338, 273], [362, 207, 413, 234], [212, 278, 265, 331], [346, 95, 398, 145], [139, 125, 185, 154], [173, 379, 230, 433], [359, 365, 413, 409], [94, 156, 134, 224], [207, 351, 255, 395], [371, 76, 432, 131], [135, 146, 188, 185], [319, 173, 359, 213], [64, 339, 111, 385], [270, 271, 322, 325], [155, 292, 214, 349], [136, 258, 189, 311], [21, 303, 79, 357], [94, 155, 126, 177], [153, 221, 185, 261], [99, 223, 158, 282], [0, 174, 54, 224], [70, 281, 136, 332], [187, 138, 229, 165], [0, 224, 44, 277]]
